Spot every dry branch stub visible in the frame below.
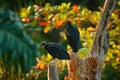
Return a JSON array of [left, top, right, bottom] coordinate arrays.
[[47, 60, 59, 80]]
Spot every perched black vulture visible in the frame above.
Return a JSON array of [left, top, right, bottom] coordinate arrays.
[[62, 21, 82, 53], [41, 41, 70, 60]]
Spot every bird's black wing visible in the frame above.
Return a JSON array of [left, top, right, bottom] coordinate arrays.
[[65, 25, 80, 52], [45, 43, 70, 60]]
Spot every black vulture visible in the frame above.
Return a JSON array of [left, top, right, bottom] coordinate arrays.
[[62, 20, 82, 53], [41, 41, 70, 60]]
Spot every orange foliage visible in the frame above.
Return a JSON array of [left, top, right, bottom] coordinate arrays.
[[87, 27, 96, 32], [21, 17, 30, 22], [43, 26, 50, 33], [55, 20, 66, 29], [72, 5, 78, 11], [39, 21, 48, 27], [36, 61, 45, 70], [34, 17, 41, 21]]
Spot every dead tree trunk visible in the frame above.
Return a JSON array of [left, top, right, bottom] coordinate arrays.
[[47, 60, 59, 80], [67, 0, 117, 80]]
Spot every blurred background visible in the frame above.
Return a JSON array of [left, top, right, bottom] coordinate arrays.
[[0, 0, 120, 80]]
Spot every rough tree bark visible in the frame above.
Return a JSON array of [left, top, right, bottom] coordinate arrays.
[[47, 60, 59, 80], [67, 0, 117, 80]]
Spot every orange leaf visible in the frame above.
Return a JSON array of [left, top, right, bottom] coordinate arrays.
[[36, 61, 45, 70], [72, 4, 78, 11], [43, 26, 50, 33], [55, 20, 66, 29], [39, 21, 48, 27], [34, 16, 41, 21], [21, 17, 30, 22], [87, 27, 96, 32]]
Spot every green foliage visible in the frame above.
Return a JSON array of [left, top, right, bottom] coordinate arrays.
[[102, 65, 120, 80], [0, 0, 104, 11], [0, 1, 120, 79], [19, 2, 120, 79], [0, 9, 40, 77], [0, 0, 46, 12]]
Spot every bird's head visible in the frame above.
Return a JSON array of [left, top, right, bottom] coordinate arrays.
[[62, 20, 71, 27], [65, 20, 71, 24], [40, 41, 47, 48]]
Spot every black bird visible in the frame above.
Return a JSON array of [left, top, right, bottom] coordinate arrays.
[[41, 41, 70, 60], [62, 21, 82, 52]]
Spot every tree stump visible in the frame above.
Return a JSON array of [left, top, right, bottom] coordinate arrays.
[[67, 0, 117, 80], [47, 60, 59, 80]]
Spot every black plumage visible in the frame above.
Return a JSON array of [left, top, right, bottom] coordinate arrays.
[[63, 21, 82, 52], [41, 41, 70, 60]]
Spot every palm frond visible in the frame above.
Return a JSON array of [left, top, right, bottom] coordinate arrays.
[[0, 10, 40, 73]]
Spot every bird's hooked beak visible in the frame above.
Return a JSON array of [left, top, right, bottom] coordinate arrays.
[[40, 41, 47, 48]]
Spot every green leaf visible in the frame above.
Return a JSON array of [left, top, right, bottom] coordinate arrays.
[[66, 2, 71, 9], [0, 10, 40, 73], [45, 3, 50, 8], [59, 13, 67, 20]]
